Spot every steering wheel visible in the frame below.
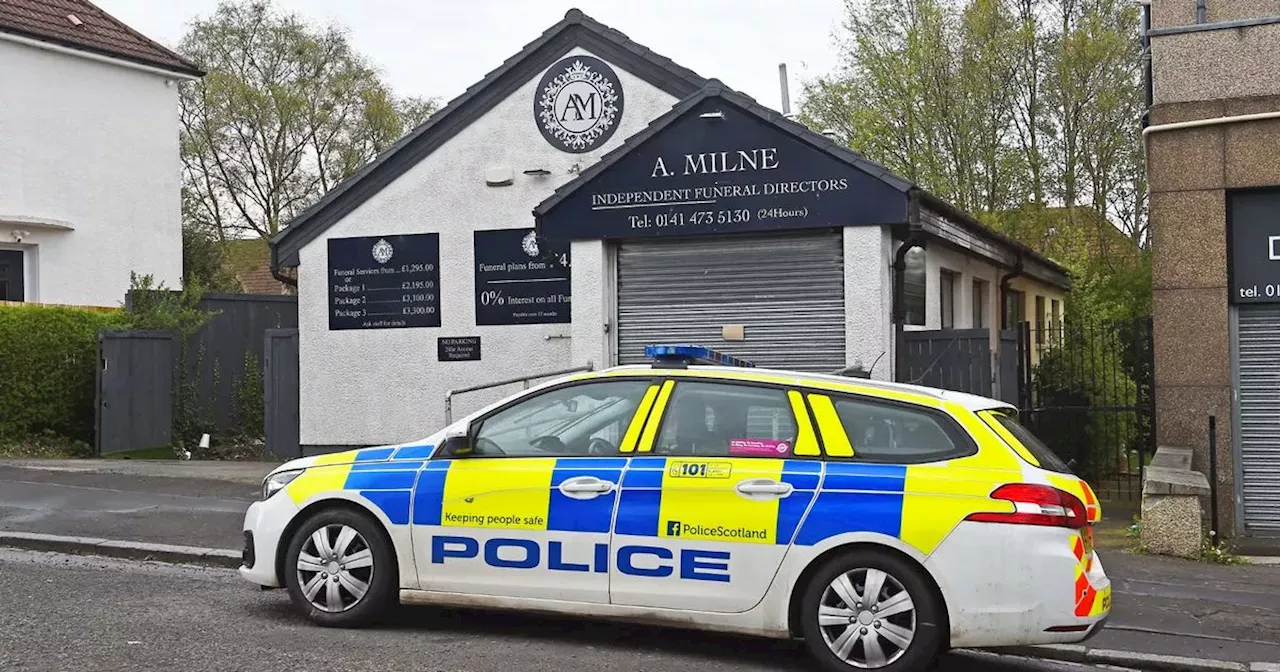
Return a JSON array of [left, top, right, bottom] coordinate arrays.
[[474, 437, 505, 456], [529, 435, 569, 453], [586, 437, 617, 456]]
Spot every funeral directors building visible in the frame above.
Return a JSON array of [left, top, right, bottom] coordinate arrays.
[[270, 9, 1069, 454]]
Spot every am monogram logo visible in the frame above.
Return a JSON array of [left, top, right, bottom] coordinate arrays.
[[534, 55, 624, 154]]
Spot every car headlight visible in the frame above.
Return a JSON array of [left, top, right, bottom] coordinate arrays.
[[262, 469, 304, 500]]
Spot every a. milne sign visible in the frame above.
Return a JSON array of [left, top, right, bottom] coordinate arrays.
[[536, 97, 909, 242], [1228, 190, 1280, 304]]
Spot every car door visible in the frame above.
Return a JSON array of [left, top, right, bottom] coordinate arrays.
[[412, 377, 659, 604], [610, 379, 822, 613], [799, 390, 998, 557]]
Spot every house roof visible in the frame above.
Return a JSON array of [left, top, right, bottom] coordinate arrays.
[[271, 8, 708, 269], [0, 0, 204, 76], [268, 7, 1067, 287]]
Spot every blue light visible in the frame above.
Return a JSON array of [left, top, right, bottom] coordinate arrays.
[[644, 344, 756, 368]]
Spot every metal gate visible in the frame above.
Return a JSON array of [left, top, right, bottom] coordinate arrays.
[[1237, 304, 1280, 533], [1017, 316, 1155, 501], [616, 231, 845, 371], [95, 330, 176, 456]]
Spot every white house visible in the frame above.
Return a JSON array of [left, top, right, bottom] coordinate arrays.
[[270, 9, 1069, 454], [0, 0, 203, 306]]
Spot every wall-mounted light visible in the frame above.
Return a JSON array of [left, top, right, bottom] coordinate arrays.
[[700, 110, 725, 120], [523, 168, 551, 176], [484, 167, 514, 187]]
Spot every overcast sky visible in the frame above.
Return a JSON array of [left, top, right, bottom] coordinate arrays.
[[95, 0, 847, 112]]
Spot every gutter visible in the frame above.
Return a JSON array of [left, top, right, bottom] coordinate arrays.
[[1143, 111, 1280, 137], [999, 259, 1025, 331], [269, 242, 299, 289], [0, 31, 203, 81]]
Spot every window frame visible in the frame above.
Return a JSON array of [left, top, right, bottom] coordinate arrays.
[[646, 377, 826, 461], [902, 247, 927, 327], [437, 376, 661, 461], [807, 389, 979, 465], [939, 268, 958, 330], [972, 279, 988, 329]]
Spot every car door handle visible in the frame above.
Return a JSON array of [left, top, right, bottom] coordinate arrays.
[[735, 479, 793, 497], [558, 475, 615, 499]]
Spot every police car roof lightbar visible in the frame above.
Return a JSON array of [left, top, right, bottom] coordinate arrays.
[[645, 344, 756, 369]]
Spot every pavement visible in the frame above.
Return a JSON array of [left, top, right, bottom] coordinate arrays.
[[0, 547, 1123, 672], [2, 458, 1280, 671]]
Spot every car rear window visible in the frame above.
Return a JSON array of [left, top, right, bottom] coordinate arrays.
[[986, 411, 1073, 474]]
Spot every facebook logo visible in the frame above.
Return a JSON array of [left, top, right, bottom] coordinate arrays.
[[666, 520, 682, 537]]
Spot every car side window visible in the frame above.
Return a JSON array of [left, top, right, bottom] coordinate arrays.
[[653, 382, 798, 457], [469, 380, 652, 458], [824, 394, 970, 462]]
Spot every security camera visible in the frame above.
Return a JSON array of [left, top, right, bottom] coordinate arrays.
[[11, 230, 30, 243]]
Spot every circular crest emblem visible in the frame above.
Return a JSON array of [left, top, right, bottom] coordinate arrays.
[[535, 55, 624, 154], [521, 230, 540, 258], [776, 442, 791, 454], [371, 238, 394, 265]]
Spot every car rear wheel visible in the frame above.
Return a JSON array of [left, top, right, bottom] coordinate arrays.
[[800, 549, 944, 672], [283, 507, 397, 627]]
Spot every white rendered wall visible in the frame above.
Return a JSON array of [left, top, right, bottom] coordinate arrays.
[[295, 48, 678, 448], [0, 39, 182, 306]]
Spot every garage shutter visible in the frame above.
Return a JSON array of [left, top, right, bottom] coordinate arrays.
[[616, 231, 845, 372], [1238, 304, 1280, 533]]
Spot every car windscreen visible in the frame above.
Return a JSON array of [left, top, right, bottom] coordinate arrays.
[[987, 410, 1074, 474]]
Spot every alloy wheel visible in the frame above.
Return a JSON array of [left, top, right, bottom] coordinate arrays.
[[817, 567, 917, 669], [295, 524, 376, 613]]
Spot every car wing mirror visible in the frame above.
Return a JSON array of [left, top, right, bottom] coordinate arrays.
[[439, 428, 473, 457]]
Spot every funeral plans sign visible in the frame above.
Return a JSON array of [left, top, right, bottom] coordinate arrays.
[[328, 234, 441, 330], [535, 96, 910, 242], [474, 229, 570, 325], [1229, 190, 1280, 304]]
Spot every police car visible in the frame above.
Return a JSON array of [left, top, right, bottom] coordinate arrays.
[[240, 345, 1110, 672]]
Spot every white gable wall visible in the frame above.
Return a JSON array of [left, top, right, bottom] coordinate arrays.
[[0, 39, 182, 306], [295, 47, 679, 448]]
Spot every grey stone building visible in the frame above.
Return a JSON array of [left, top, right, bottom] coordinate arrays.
[[1146, 0, 1280, 538]]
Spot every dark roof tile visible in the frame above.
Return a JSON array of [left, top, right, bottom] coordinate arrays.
[[0, 0, 203, 76]]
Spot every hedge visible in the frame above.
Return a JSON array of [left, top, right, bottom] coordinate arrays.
[[0, 303, 131, 442]]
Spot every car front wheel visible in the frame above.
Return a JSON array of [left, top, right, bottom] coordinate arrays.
[[800, 549, 944, 672], [283, 507, 397, 627]]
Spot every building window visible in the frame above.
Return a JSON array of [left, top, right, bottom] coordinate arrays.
[[1003, 288, 1025, 329], [1034, 295, 1046, 345], [903, 247, 926, 326], [0, 250, 23, 302], [972, 279, 988, 329], [1050, 298, 1061, 340], [939, 269, 958, 329]]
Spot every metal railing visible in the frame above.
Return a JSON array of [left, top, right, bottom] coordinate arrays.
[[444, 362, 595, 424]]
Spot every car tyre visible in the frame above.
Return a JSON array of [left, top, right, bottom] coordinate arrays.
[[283, 507, 398, 627], [800, 549, 945, 672]]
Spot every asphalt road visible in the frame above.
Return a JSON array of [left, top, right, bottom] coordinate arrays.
[[0, 465, 254, 549], [0, 548, 1116, 672]]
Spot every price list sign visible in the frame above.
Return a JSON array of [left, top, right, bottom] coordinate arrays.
[[474, 229, 570, 325], [328, 233, 441, 331]]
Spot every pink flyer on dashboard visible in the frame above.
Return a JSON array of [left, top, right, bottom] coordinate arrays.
[[728, 438, 792, 456]]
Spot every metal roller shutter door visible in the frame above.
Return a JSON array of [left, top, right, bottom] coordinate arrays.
[[1238, 304, 1280, 533], [616, 231, 845, 372]]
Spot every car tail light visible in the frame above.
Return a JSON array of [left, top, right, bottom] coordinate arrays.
[[965, 484, 1088, 530]]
